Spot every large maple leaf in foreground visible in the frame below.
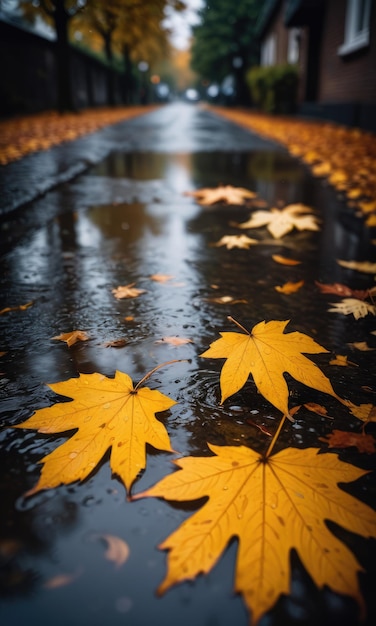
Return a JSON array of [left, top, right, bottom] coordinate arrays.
[[15, 371, 176, 496], [235, 203, 320, 238], [136, 444, 376, 624], [201, 319, 342, 420]]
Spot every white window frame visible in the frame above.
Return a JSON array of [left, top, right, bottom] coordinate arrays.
[[261, 33, 276, 66], [287, 27, 300, 64], [338, 0, 372, 56]]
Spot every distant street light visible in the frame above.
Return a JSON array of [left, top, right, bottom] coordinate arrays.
[[138, 61, 149, 73], [232, 56, 243, 69], [137, 61, 149, 105]]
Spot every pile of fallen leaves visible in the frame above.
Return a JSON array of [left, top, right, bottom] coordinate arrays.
[[211, 106, 376, 221], [0, 106, 158, 165]]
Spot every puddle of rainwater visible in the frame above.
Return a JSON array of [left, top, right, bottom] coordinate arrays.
[[0, 149, 375, 626]]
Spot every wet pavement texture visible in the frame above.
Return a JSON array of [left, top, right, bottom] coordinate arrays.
[[0, 103, 375, 626]]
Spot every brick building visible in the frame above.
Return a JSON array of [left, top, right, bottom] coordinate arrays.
[[256, 0, 376, 131]]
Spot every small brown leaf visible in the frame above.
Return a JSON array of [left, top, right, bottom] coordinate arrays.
[[52, 331, 90, 347], [303, 402, 331, 418], [319, 430, 376, 455], [315, 281, 372, 300], [103, 339, 127, 348]]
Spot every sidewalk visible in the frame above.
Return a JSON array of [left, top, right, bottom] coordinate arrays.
[[0, 106, 158, 215], [211, 106, 376, 220], [1, 104, 375, 221]]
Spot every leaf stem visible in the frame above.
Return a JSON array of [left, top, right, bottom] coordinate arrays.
[[134, 360, 189, 391], [265, 414, 287, 459], [227, 316, 251, 335]]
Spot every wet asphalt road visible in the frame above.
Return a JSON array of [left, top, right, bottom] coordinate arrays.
[[0, 102, 375, 626]]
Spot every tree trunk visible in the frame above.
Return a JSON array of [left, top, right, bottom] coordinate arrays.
[[104, 33, 115, 106], [123, 45, 133, 104], [54, 0, 75, 112]]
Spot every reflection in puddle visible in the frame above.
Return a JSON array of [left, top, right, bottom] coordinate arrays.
[[1, 144, 375, 626]]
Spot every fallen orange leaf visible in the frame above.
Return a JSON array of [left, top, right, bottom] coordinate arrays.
[[320, 430, 375, 455], [275, 280, 304, 294], [272, 254, 301, 265], [52, 330, 90, 347]]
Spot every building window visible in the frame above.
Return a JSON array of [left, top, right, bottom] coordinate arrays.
[[338, 0, 372, 56], [287, 28, 300, 64], [261, 34, 276, 66]]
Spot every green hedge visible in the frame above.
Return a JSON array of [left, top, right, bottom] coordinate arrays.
[[246, 64, 299, 114]]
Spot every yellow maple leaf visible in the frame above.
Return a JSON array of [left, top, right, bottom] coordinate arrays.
[[200, 319, 342, 420], [14, 370, 176, 496], [136, 444, 376, 624], [235, 204, 320, 239]]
